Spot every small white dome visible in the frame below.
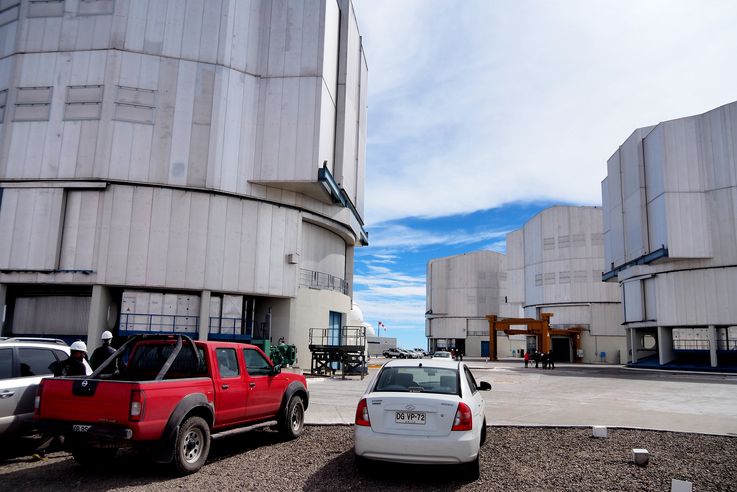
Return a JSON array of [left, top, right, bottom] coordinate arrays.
[[363, 321, 376, 337], [348, 302, 365, 325]]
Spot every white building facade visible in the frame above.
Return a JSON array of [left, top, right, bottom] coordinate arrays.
[[0, 0, 368, 366], [425, 251, 516, 357], [506, 206, 625, 363], [602, 101, 737, 369]]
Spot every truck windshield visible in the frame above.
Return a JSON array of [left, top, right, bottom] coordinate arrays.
[[126, 343, 207, 379]]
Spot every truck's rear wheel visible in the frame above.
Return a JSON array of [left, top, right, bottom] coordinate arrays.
[[71, 446, 117, 467], [279, 395, 304, 440], [173, 416, 210, 475]]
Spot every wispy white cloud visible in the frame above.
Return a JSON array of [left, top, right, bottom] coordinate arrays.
[[367, 223, 512, 251], [354, 0, 737, 225]]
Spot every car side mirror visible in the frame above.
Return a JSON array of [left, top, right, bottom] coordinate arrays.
[[479, 381, 492, 391], [271, 364, 282, 375]]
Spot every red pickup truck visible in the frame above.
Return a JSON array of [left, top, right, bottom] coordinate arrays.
[[35, 335, 308, 474]]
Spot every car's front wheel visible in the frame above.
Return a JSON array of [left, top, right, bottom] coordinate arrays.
[[279, 395, 305, 440], [173, 416, 211, 475]]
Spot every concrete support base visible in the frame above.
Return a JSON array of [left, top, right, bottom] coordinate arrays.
[[658, 326, 675, 366], [708, 325, 718, 368], [87, 285, 112, 353], [198, 290, 211, 341]]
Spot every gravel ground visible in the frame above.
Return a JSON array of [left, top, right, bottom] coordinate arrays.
[[0, 426, 735, 491]]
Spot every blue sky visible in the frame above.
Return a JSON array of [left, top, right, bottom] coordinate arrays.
[[350, 0, 737, 349]]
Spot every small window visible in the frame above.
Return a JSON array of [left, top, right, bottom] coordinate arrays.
[[14, 86, 52, 121], [114, 86, 156, 124], [543, 237, 555, 250], [544, 273, 556, 285], [216, 348, 239, 378], [64, 85, 103, 120], [243, 348, 272, 376], [27, 0, 64, 17], [17, 348, 58, 377], [78, 0, 115, 16], [464, 366, 478, 395], [0, 348, 13, 379]]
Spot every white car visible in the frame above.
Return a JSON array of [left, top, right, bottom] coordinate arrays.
[[431, 350, 452, 359], [353, 358, 491, 479], [0, 338, 72, 440]]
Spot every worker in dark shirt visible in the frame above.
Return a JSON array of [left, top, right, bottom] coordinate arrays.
[[90, 330, 118, 373], [52, 341, 91, 376]]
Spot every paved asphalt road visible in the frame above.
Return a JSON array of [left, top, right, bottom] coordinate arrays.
[[305, 359, 737, 435]]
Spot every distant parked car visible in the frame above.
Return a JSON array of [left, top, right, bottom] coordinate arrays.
[[432, 351, 452, 359], [413, 348, 428, 357], [0, 338, 71, 441], [399, 348, 420, 359], [354, 358, 492, 479], [383, 348, 404, 358]]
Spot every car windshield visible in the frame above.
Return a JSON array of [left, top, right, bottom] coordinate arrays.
[[374, 366, 459, 395]]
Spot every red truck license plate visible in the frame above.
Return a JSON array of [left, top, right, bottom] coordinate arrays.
[[73, 424, 91, 432]]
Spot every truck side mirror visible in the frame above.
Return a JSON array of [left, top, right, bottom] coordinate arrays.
[[479, 381, 492, 391], [271, 364, 282, 375]]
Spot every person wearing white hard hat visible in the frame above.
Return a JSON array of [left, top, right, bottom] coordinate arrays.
[[52, 340, 92, 376], [90, 330, 118, 373]]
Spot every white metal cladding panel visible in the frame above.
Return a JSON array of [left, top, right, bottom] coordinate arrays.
[[660, 117, 703, 193], [322, 0, 340, 103], [49, 186, 298, 295], [643, 124, 666, 204], [623, 189, 648, 260], [506, 229, 524, 269], [0, 2, 19, 58], [355, 50, 368, 217], [507, 268, 524, 304], [317, 80, 336, 174], [333, 0, 362, 203], [643, 277, 657, 321], [622, 279, 644, 323], [12, 296, 90, 335], [59, 190, 101, 270], [0, 187, 64, 270], [541, 206, 564, 262], [543, 305, 591, 326], [523, 214, 542, 266], [524, 265, 542, 306], [429, 317, 466, 339], [707, 188, 737, 265], [646, 194, 668, 252], [254, 76, 320, 182], [698, 102, 737, 190], [664, 192, 711, 258], [590, 303, 623, 336], [655, 268, 737, 326], [301, 221, 346, 279]]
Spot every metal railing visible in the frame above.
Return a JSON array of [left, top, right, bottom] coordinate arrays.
[[208, 317, 250, 338], [717, 339, 737, 351], [309, 325, 366, 348], [673, 339, 710, 351], [299, 269, 348, 295], [119, 313, 199, 335]]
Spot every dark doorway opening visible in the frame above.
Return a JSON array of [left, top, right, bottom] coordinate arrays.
[[551, 337, 572, 362]]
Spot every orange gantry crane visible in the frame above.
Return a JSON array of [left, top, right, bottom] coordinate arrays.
[[486, 312, 582, 362]]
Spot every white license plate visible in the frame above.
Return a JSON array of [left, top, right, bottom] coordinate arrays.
[[73, 424, 91, 433], [395, 411, 426, 424]]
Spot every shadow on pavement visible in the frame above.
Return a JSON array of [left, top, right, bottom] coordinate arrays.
[[490, 365, 737, 385], [303, 449, 471, 492]]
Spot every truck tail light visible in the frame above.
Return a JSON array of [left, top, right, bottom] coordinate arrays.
[[129, 390, 145, 421], [451, 402, 473, 431], [355, 398, 371, 427], [34, 383, 43, 416]]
